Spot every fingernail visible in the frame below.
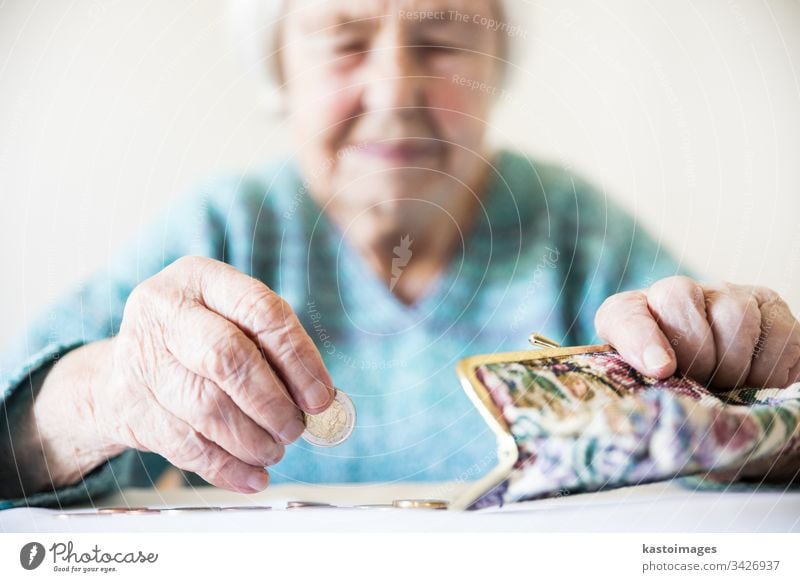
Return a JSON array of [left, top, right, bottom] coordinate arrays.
[[305, 382, 333, 411], [643, 344, 672, 372], [246, 469, 269, 492]]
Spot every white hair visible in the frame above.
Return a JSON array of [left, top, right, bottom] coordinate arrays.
[[226, 0, 530, 112]]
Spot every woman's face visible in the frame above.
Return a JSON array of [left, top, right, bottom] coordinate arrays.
[[281, 0, 502, 239]]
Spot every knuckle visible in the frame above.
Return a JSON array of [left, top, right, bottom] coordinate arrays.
[[270, 323, 311, 362], [174, 430, 209, 469], [611, 289, 642, 303], [650, 275, 697, 299], [125, 280, 159, 314], [207, 451, 235, 478], [781, 335, 800, 360], [250, 383, 295, 421], [170, 255, 205, 275], [753, 285, 782, 304], [706, 292, 739, 326], [165, 256, 214, 297], [224, 279, 275, 321], [126, 273, 192, 322], [243, 384, 301, 440], [596, 291, 638, 326], [247, 290, 293, 336], [193, 382, 227, 427], [653, 276, 702, 306], [597, 293, 618, 313], [741, 297, 762, 340], [201, 331, 253, 384]]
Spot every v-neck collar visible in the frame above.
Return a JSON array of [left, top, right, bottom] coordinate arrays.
[[296, 152, 511, 332]]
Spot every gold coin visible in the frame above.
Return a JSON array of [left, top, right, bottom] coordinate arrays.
[[162, 506, 222, 514], [302, 389, 356, 447], [392, 499, 449, 510], [97, 507, 151, 514], [286, 501, 337, 509]]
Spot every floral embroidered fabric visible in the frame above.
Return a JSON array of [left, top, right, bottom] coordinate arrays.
[[471, 350, 800, 508]]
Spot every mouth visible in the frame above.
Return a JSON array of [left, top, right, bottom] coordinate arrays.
[[348, 139, 443, 164]]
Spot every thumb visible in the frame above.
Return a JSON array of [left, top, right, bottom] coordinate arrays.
[[595, 290, 677, 378]]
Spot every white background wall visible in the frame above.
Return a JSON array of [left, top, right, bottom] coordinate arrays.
[[1, 0, 798, 347]]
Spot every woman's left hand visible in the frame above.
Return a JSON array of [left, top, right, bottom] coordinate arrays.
[[594, 276, 800, 389]]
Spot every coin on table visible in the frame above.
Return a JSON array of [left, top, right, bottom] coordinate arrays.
[[97, 507, 151, 514], [301, 389, 356, 447], [162, 506, 222, 514], [57, 512, 106, 519], [221, 506, 272, 512], [392, 499, 449, 510], [286, 501, 337, 509]]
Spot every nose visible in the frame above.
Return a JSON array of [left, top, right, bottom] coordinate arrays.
[[362, 39, 424, 112]]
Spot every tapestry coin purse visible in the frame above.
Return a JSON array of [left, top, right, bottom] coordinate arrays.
[[450, 333, 800, 510]]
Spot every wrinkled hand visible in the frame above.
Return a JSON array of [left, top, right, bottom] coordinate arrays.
[[595, 276, 800, 390], [97, 256, 334, 492]]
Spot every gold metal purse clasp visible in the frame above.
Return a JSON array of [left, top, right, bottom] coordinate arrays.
[[528, 333, 562, 349]]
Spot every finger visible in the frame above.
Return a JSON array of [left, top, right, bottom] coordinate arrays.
[[746, 287, 800, 388], [595, 289, 677, 378], [645, 276, 716, 383], [149, 363, 285, 467], [123, 387, 270, 493], [175, 257, 334, 413], [702, 282, 762, 389], [166, 303, 306, 444]]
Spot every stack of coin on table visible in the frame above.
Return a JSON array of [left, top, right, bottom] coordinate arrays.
[[285, 500, 448, 510], [58, 390, 449, 516]]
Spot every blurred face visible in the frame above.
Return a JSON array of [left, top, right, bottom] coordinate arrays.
[[281, 0, 502, 242]]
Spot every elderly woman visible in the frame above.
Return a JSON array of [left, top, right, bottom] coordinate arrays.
[[1, 0, 798, 508]]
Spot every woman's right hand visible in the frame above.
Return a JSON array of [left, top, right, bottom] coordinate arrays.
[[33, 256, 334, 493]]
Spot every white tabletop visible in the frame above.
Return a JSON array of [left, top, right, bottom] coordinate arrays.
[[2, 480, 799, 533]]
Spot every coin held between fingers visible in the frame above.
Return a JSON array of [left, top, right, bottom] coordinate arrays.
[[301, 388, 356, 447]]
